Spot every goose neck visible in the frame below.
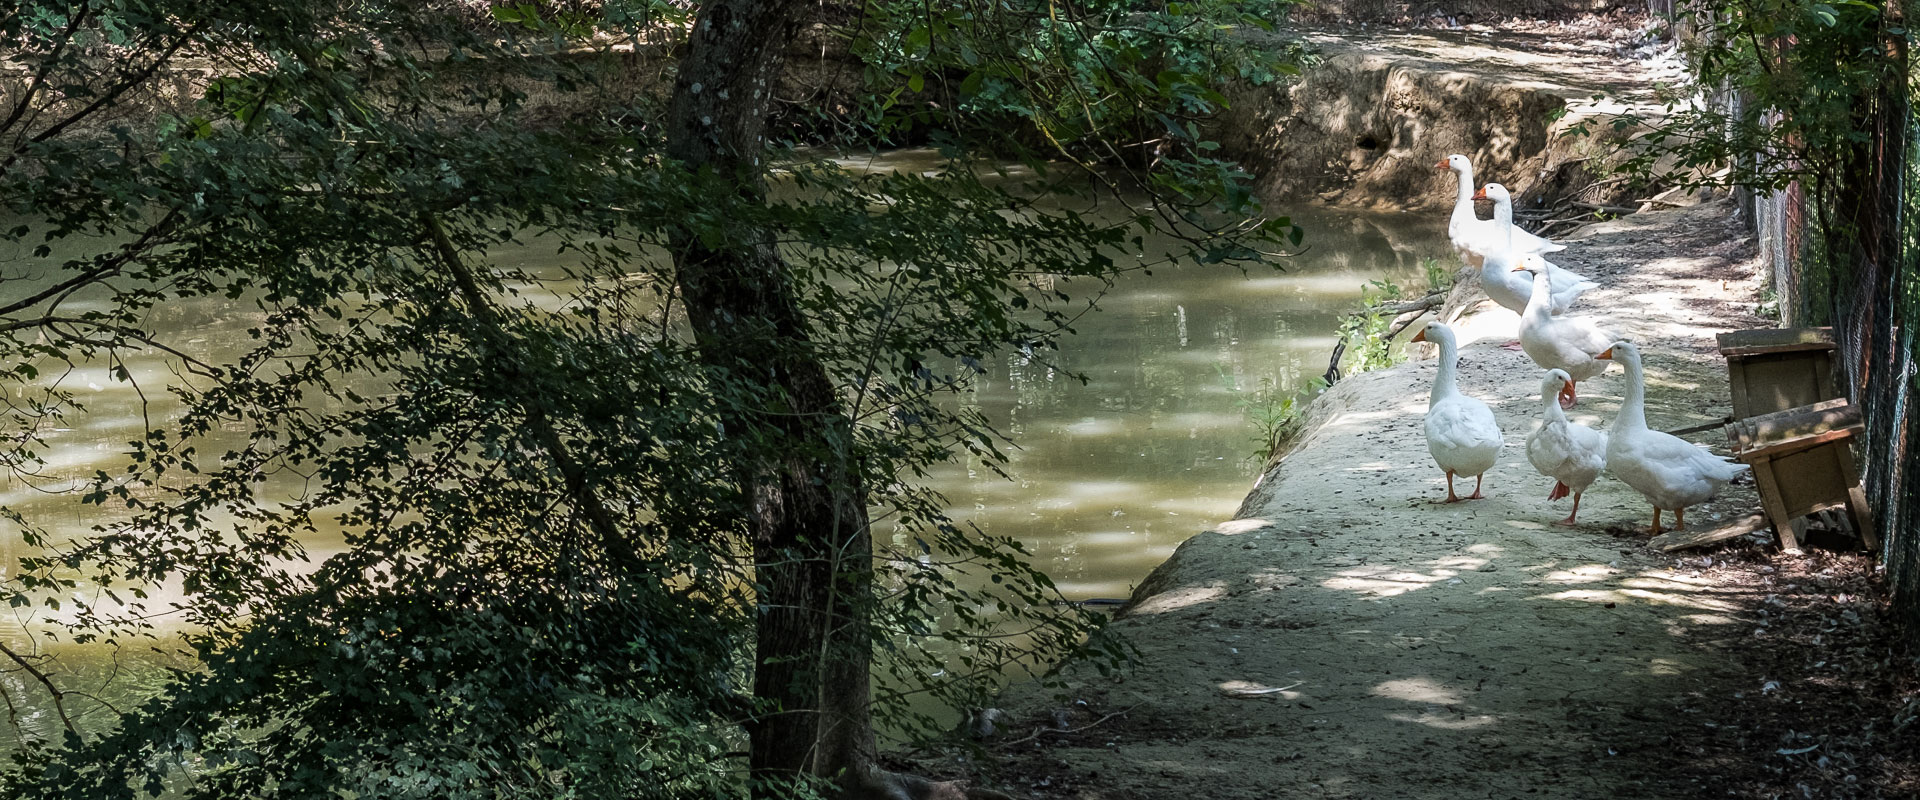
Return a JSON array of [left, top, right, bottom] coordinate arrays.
[[1493, 198, 1515, 247], [1432, 337, 1461, 403], [1542, 389, 1569, 425], [1522, 273, 1553, 320], [1617, 353, 1650, 431]]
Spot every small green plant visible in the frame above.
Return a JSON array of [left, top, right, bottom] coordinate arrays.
[[1340, 277, 1404, 374], [1332, 258, 1452, 381], [1422, 256, 1456, 294], [1226, 224, 1457, 465], [1756, 284, 1782, 320], [1217, 368, 1327, 461]]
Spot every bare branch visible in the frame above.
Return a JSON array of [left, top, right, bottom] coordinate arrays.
[[0, 641, 78, 739]]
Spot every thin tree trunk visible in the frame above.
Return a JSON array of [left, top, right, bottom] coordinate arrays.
[[661, 0, 879, 793]]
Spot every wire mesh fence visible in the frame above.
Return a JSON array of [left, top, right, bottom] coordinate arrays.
[[1735, 12, 1917, 625], [1872, 65, 1919, 624], [1805, 42, 1917, 626]]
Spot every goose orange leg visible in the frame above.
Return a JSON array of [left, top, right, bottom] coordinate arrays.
[[1650, 507, 1664, 535], [1555, 491, 1583, 527], [1467, 474, 1486, 500], [1443, 471, 1462, 503], [1674, 507, 1687, 531]]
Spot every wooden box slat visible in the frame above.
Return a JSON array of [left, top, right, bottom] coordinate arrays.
[[1721, 327, 1839, 420], [1717, 327, 1835, 357], [1728, 398, 1860, 458]]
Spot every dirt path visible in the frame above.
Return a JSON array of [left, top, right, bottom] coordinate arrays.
[[967, 200, 1833, 798]]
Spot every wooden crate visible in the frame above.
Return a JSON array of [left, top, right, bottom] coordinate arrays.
[[1725, 398, 1877, 553], [1717, 327, 1838, 419]]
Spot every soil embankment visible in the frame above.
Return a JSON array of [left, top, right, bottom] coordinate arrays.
[[1213, 25, 1678, 211]]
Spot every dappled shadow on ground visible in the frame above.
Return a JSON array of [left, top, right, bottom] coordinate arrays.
[[888, 199, 1920, 798], [942, 534, 1770, 798], [902, 537, 1918, 800], [1662, 543, 1920, 799], [1298, 25, 1670, 103]]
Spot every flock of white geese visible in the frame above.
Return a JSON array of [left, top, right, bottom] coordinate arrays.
[[1414, 154, 1747, 535]]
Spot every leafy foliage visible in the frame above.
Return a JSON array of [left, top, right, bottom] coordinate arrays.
[[843, 0, 1305, 242], [0, 0, 1295, 796], [1333, 257, 1450, 379], [1222, 370, 1325, 461], [1600, 0, 1905, 194]]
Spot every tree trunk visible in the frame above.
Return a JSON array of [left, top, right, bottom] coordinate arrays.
[[661, 0, 879, 794]]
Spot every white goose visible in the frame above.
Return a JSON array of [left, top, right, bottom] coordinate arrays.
[[1513, 255, 1612, 408], [1599, 341, 1749, 533], [1438, 154, 1565, 266], [1526, 369, 1608, 525], [1475, 183, 1597, 315], [1413, 321, 1502, 502]]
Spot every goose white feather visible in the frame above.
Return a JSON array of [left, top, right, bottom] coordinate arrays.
[[1476, 183, 1597, 314], [1481, 250, 1595, 316], [1415, 321, 1502, 502], [1526, 369, 1608, 525], [1514, 256, 1612, 406], [1601, 341, 1749, 533], [1439, 155, 1567, 267]]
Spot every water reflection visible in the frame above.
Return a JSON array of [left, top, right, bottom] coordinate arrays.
[[910, 197, 1448, 599], [0, 149, 1451, 743]]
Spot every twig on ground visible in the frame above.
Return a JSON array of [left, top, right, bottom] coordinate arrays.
[[995, 704, 1140, 748], [1223, 681, 1305, 697], [1570, 201, 1640, 215]]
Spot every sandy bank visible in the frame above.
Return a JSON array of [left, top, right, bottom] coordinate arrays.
[[975, 199, 1800, 798]]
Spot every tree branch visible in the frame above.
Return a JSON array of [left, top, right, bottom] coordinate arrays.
[[1, 21, 207, 172], [0, 210, 179, 318], [0, 315, 218, 375], [417, 211, 629, 563], [0, 641, 78, 739], [0, 4, 94, 141]]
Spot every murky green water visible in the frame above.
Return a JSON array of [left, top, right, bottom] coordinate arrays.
[[0, 150, 1450, 744]]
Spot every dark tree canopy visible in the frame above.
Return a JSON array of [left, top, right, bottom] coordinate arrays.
[[0, 1, 1296, 796]]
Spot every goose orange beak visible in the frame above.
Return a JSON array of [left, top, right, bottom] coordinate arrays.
[[1510, 263, 1529, 272], [1595, 347, 1614, 360], [1472, 187, 1487, 200], [1435, 159, 1449, 169], [1411, 329, 1428, 343]]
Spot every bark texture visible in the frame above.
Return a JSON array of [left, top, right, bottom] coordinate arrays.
[[662, 0, 879, 793]]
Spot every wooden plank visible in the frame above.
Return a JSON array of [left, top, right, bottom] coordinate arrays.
[[1728, 361, 1753, 420], [1717, 327, 1834, 356], [1838, 452, 1880, 551], [1734, 426, 1862, 460], [1663, 416, 1732, 437], [1751, 460, 1803, 553], [1721, 341, 1837, 357], [1649, 513, 1770, 552]]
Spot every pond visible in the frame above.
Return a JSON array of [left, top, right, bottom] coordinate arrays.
[[0, 149, 1452, 745]]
